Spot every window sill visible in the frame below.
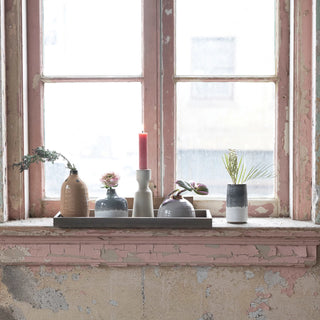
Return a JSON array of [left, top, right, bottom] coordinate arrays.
[[0, 218, 319, 268]]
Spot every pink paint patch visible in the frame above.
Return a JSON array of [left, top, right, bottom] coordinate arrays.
[[249, 203, 275, 217], [248, 302, 271, 313], [272, 267, 307, 297], [218, 202, 226, 214]]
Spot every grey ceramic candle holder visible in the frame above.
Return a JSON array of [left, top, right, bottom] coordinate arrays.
[[132, 169, 154, 217]]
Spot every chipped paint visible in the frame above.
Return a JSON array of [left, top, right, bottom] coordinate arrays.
[[248, 286, 272, 319], [32, 73, 40, 89], [0, 265, 318, 319], [0, 305, 25, 320], [198, 313, 214, 320], [274, 267, 307, 297], [0, 245, 30, 262], [164, 35, 170, 44], [2, 266, 69, 312], [196, 267, 210, 283], [108, 300, 118, 307], [283, 120, 289, 155], [245, 270, 255, 280], [264, 270, 287, 288], [0, 225, 316, 267]]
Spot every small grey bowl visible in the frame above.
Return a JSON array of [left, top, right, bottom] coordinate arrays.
[[158, 197, 195, 218]]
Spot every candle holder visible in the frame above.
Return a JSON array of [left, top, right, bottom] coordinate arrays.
[[132, 169, 154, 217]]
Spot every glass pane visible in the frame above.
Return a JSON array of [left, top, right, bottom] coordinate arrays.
[[176, 82, 275, 197], [44, 83, 142, 198], [176, 0, 275, 76], [43, 0, 142, 76]]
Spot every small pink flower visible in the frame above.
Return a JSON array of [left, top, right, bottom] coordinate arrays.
[[100, 172, 120, 188]]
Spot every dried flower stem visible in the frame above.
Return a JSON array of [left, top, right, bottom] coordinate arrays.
[[13, 146, 76, 172]]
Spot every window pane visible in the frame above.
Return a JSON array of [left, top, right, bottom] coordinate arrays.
[[42, 0, 142, 76], [44, 83, 142, 198], [176, 82, 275, 197], [176, 0, 275, 76]]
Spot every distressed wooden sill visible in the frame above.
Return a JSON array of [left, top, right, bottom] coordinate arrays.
[[0, 218, 319, 267]]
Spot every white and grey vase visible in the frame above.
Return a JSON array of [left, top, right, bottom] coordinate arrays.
[[95, 188, 128, 218], [226, 184, 248, 223]]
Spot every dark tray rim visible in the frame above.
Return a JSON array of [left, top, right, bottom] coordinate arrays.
[[53, 209, 212, 229]]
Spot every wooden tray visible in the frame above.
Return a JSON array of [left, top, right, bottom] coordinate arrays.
[[53, 209, 212, 229]]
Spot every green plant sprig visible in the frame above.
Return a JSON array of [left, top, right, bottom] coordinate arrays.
[[223, 149, 273, 184], [168, 180, 209, 199], [13, 146, 76, 172]]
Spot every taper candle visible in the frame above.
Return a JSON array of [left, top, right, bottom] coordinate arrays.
[[139, 132, 148, 169]]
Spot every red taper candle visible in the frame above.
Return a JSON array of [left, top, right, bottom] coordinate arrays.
[[139, 132, 148, 169]]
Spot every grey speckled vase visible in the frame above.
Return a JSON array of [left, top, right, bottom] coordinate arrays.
[[158, 197, 195, 218], [226, 184, 248, 223], [95, 188, 128, 218]]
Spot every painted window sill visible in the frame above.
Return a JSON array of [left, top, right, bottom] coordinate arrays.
[[0, 218, 319, 268]]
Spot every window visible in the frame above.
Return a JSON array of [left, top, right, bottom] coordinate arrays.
[[4, 0, 316, 221], [28, 0, 288, 216]]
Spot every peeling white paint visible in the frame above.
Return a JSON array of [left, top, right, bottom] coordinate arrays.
[[164, 36, 170, 45], [248, 308, 266, 320], [108, 300, 118, 307], [165, 9, 172, 16], [32, 73, 40, 89], [198, 312, 214, 320], [245, 270, 255, 280], [0, 246, 30, 262], [154, 266, 161, 277], [264, 270, 287, 288], [284, 121, 289, 155], [196, 267, 210, 283], [205, 286, 211, 298]]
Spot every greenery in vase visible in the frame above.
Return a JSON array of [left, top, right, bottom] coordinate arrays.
[[222, 149, 273, 184], [100, 172, 120, 189], [168, 180, 209, 199], [14, 146, 76, 172]]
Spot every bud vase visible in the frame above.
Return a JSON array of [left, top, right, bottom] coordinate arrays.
[[60, 169, 89, 217], [132, 169, 154, 217], [158, 197, 195, 217], [95, 188, 128, 217]]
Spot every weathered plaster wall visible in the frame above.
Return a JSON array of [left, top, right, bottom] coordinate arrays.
[[0, 222, 318, 320], [0, 264, 319, 320]]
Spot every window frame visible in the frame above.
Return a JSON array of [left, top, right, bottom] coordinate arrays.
[[3, 0, 317, 222], [162, 0, 290, 217], [26, 0, 162, 216]]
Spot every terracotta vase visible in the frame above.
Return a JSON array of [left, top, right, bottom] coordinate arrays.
[[60, 169, 89, 217]]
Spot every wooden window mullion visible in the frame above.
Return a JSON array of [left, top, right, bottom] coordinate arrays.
[[143, 0, 162, 197], [27, 0, 44, 217], [6, 0, 28, 219], [276, 0, 290, 216], [291, 0, 313, 220], [162, 0, 175, 196]]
